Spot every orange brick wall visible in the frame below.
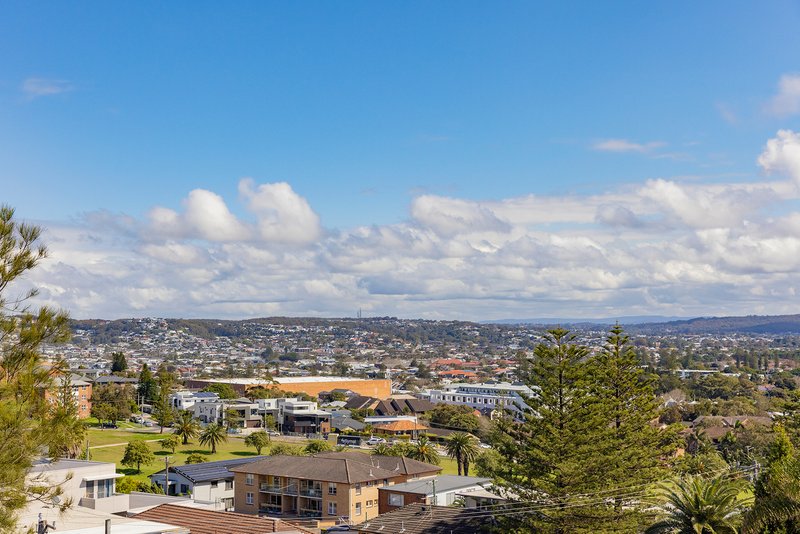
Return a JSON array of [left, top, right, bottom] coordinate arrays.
[[186, 378, 392, 399]]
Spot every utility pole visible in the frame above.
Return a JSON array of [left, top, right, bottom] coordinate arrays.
[[164, 456, 171, 495]]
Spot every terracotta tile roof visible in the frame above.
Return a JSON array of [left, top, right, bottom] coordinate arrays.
[[373, 420, 430, 432], [134, 504, 314, 534], [230, 452, 441, 483]]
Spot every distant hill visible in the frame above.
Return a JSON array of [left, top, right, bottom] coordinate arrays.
[[486, 316, 687, 326], [626, 314, 800, 335]]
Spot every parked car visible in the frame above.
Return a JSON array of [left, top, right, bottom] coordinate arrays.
[[366, 437, 387, 446], [99, 422, 118, 429]]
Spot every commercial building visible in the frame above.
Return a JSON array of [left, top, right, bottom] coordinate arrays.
[[185, 377, 392, 399], [230, 452, 441, 527]]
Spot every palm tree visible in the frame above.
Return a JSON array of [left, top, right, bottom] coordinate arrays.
[[372, 443, 393, 456], [444, 432, 480, 476], [408, 436, 439, 465], [173, 411, 200, 445], [199, 423, 227, 454], [645, 475, 745, 534]]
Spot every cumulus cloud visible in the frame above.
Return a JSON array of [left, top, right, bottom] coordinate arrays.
[[766, 74, 800, 118], [148, 189, 250, 242], [758, 129, 800, 186], [21, 77, 73, 98], [591, 139, 666, 153], [238, 179, 321, 244], [22, 130, 800, 320]]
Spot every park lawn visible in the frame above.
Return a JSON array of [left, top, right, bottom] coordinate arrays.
[[88, 428, 460, 483], [85, 427, 163, 447], [88, 430, 259, 483]]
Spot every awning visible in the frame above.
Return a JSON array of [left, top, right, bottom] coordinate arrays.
[[82, 473, 125, 482]]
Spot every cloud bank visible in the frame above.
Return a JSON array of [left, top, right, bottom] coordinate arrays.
[[22, 131, 800, 321]]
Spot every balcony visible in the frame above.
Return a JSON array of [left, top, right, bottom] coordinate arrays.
[[260, 483, 282, 493], [285, 485, 298, 495], [299, 488, 322, 498]]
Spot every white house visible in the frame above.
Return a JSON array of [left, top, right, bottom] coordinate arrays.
[[149, 456, 266, 510]]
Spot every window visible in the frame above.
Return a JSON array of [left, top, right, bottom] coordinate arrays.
[[180, 484, 189, 494], [355, 502, 362, 516], [246, 492, 254, 505], [383, 479, 389, 486], [225, 480, 233, 490], [245, 473, 254, 486], [210, 481, 218, 488], [367, 499, 375, 508], [328, 502, 337, 515], [389, 493, 404, 506], [328, 483, 337, 495], [355, 483, 361, 495], [85, 480, 95, 499]]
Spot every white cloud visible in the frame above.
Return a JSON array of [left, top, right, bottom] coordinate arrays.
[[758, 129, 800, 186], [22, 130, 800, 320], [21, 77, 73, 98], [766, 74, 800, 118], [591, 139, 666, 153], [148, 189, 250, 242], [238, 179, 322, 244]]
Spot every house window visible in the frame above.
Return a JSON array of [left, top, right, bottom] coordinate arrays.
[[211, 481, 218, 488], [383, 479, 389, 486], [225, 480, 233, 490], [85, 480, 95, 499], [328, 502, 337, 515], [389, 493, 404, 506], [180, 484, 189, 494], [246, 492, 254, 505], [355, 502, 362, 516], [328, 483, 337, 495], [245, 474, 254, 486], [355, 483, 361, 495]]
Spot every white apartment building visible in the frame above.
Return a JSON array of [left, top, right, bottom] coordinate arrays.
[[418, 382, 534, 420], [169, 390, 220, 411]]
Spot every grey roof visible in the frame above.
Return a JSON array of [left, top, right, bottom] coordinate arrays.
[[94, 375, 138, 384], [151, 456, 267, 484], [379, 475, 490, 495], [194, 392, 219, 398], [354, 502, 494, 534]]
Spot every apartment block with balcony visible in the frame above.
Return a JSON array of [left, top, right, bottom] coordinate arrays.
[[230, 452, 440, 527], [418, 382, 534, 420]]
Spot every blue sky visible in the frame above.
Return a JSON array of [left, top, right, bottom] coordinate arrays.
[[2, 2, 800, 320]]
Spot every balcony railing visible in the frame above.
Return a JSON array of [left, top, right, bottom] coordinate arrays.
[[260, 483, 282, 493], [299, 488, 322, 498], [285, 485, 298, 495]]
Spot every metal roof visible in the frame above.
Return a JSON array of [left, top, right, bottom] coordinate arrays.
[[152, 456, 266, 484]]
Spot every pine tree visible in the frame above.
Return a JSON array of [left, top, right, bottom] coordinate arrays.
[[0, 206, 73, 530], [491, 328, 602, 533], [110, 351, 128, 373], [137, 363, 157, 404], [584, 324, 669, 531]]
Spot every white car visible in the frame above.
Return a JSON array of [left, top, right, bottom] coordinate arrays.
[[365, 437, 387, 446]]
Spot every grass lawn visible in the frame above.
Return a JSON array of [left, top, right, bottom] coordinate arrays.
[[86, 428, 460, 483]]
